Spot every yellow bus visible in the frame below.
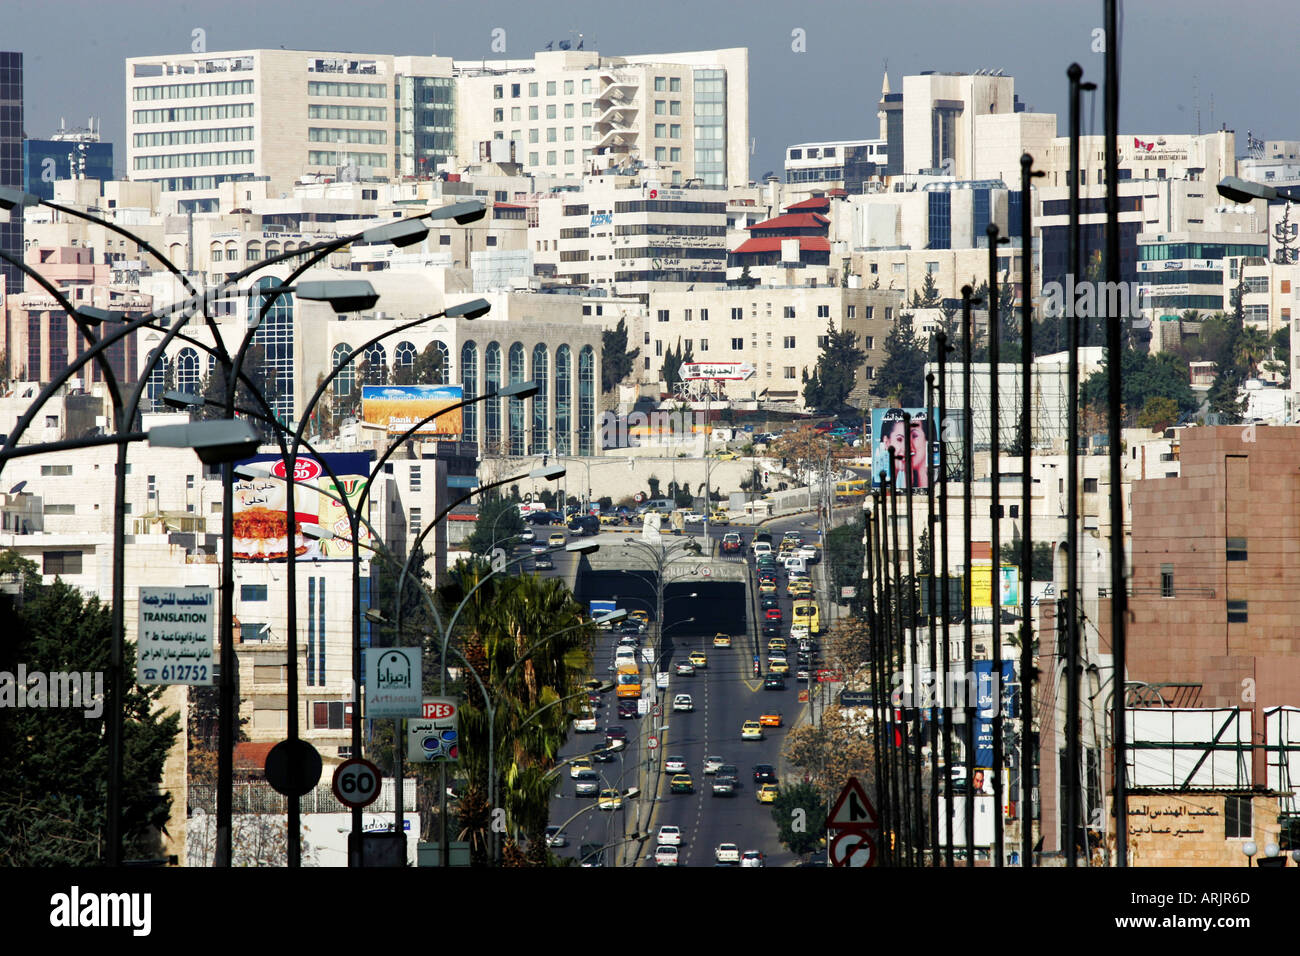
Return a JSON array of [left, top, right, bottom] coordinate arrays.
[[835, 479, 868, 499], [792, 599, 821, 635], [616, 664, 642, 699]]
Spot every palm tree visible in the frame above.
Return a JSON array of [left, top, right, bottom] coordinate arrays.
[[1235, 326, 1269, 379]]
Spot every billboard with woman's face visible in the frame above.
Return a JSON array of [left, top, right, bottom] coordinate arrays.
[[871, 408, 935, 490]]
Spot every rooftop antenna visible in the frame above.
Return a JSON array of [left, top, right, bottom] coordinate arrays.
[[1193, 73, 1200, 135]]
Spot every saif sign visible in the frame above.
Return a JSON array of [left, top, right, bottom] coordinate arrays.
[[406, 698, 459, 762], [137, 586, 215, 685], [364, 647, 422, 717]]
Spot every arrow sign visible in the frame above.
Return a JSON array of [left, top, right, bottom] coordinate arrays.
[[828, 776, 878, 830]]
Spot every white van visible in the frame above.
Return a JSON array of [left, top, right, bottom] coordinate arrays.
[[752, 542, 772, 558], [784, 556, 807, 574]]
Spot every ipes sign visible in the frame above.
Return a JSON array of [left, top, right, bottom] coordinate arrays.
[[407, 697, 459, 763]]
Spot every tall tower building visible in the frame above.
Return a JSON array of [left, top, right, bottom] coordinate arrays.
[[0, 51, 23, 295]]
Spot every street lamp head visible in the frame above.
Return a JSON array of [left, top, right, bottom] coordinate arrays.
[[301, 522, 333, 540], [364, 608, 389, 625], [148, 419, 261, 465], [531, 464, 566, 481], [1217, 176, 1278, 205], [1242, 841, 1258, 858], [428, 199, 488, 225], [445, 298, 492, 319], [565, 540, 599, 555], [593, 609, 629, 625], [161, 390, 205, 410], [360, 217, 429, 248], [293, 279, 380, 313], [76, 306, 116, 326], [0, 186, 40, 211], [499, 380, 539, 400], [233, 462, 274, 481]]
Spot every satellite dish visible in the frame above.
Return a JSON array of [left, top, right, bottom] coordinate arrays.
[[8, 481, 26, 494]]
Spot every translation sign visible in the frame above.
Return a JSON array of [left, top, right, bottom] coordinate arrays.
[[407, 698, 460, 763], [137, 586, 215, 686], [365, 647, 423, 717]]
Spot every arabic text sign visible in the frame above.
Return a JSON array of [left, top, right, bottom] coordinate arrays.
[[407, 697, 459, 763], [365, 647, 423, 717], [682, 362, 754, 381], [137, 586, 215, 685]]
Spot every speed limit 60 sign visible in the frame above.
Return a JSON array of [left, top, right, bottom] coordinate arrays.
[[332, 757, 382, 808]]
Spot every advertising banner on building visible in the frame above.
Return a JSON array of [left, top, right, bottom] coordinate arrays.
[[362, 384, 463, 437], [969, 564, 1020, 608], [365, 647, 423, 718], [974, 660, 1017, 767], [232, 452, 373, 561], [407, 698, 459, 763], [870, 407, 936, 490], [137, 586, 215, 685]]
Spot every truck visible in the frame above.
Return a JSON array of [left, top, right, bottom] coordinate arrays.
[[616, 663, 642, 699]]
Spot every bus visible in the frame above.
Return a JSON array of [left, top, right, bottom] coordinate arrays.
[[616, 663, 642, 699], [835, 479, 868, 499], [792, 599, 821, 635]]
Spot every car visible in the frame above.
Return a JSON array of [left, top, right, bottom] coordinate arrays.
[[583, 678, 603, 690], [711, 511, 731, 525], [712, 450, 741, 461], [675, 661, 696, 676], [673, 693, 694, 712], [519, 529, 536, 543], [761, 623, 783, 638], [533, 554, 554, 570], [530, 543, 549, 553], [605, 727, 628, 750], [763, 675, 787, 691], [713, 633, 732, 648], [617, 699, 639, 719], [703, 756, 725, 775], [570, 756, 593, 778], [768, 637, 788, 652], [618, 635, 638, 649], [655, 845, 680, 866], [768, 658, 789, 675], [591, 747, 616, 763], [629, 610, 650, 625], [665, 755, 687, 774], [587, 692, 603, 709], [752, 542, 772, 558], [657, 825, 682, 847], [759, 593, 780, 608], [741, 849, 765, 867], [597, 789, 623, 810], [753, 764, 777, 784], [715, 843, 740, 864], [599, 513, 622, 525], [711, 776, 736, 797], [764, 608, 783, 623], [670, 774, 694, 794], [789, 625, 810, 642], [579, 842, 604, 867], [742, 720, 764, 740], [758, 580, 777, 594], [721, 533, 743, 554], [574, 770, 600, 797], [545, 825, 567, 847], [760, 711, 782, 727], [548, 532, 566, 547], [684, 511, 705, 523], [574, 713, 598, 733], [688, 651, 707, 669], [756, 784, 779, 804], [799, 545, 821, 564]]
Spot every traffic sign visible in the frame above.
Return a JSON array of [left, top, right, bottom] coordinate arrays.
[[647, 735, 659, 751], [651, 703, 663, 718], [830, 829, 875, 868], [264, 738, 323, 797], [828, 776, 879, 830], [333, 757, 382, 809]]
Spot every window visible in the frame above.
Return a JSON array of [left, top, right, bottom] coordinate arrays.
[[731, 307, 743, 320], [644, 332, 650, 345], [865, 336, 875, 350], [864, 367, 875, 379], [409, 466, 422, 492], [783, 306, 796, 318], [1227, 600, 1248, 624], [1225, 796, 1252, 839], [1083, 478, 1098, 493], [582, 78, 592, 94], [241, 585, 268, 601], [43, 551, 82, 575], [43, 503, 75, 515], [670, 147, 682, 162], [1226, 537, 1247, 561], [817, 305, 830, 318], [493, 85, 503, 99], [732, 338, 744, 350], [684, 309, 693, 322], [529, 82, 538, 96], [655, 77, 667, 92], [546, 104, 556, 119], [670, 101, 681, 115], [866, 306, 874, 319], [547, 127, 556, 142], [565, 150, 575, 164], [493, 108, 504, 122], [410, 507, 422, 537], [655, 147, 667, 162], [546, 81, 556, 96], [312, 701, 353, 730], [1160, 564, 1174, 598], [439, 234, 451, 246], [240, 623, 268, 643], [670, 78, 681, 92], [847, 305, 856, 318], [655, 124, 667, 138], [564, 80, 574, 95], [657, 310, 670, 323], [655, 340, 663, 357], [670, 124, 681, 138], [511, 83, 521, 98], [564, 103, 575, 119], [40, 465, 72, 476], [547, 151, 556, 164], [655, 100, 666, 115], [784, 367, 796, 379], [700, 309, 709, 322], [817, 335, 829, 348], [784, 336, 796, 348], [699, 339, 709, 352]]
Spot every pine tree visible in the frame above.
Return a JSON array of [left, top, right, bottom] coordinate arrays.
[[600, 318, 640, 392]]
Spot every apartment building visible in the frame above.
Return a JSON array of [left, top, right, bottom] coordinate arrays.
[[453, 47, 747, 188], [784, 138, 886, 192]]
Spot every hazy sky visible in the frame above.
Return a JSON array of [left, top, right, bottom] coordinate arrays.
[[5, 0, 1294, 180]]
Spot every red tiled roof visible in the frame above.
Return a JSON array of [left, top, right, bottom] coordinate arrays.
[[731, 236, 831, 254], [746, 212, 830, 231], [783, 196, 831, 212], [234, 742, 275, 772]]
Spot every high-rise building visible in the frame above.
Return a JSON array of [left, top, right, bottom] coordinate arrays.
[[0, 51, 23, 296], [23, 118, 115, 201]]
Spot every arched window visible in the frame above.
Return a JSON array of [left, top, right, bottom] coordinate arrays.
[[331, 343, 355, 397], [362, 342, 387, 386], [246, 241, 262, 263], [249, 276, 295, 423], [145, 349, 169, 412], [531, 343, 549, 455], [555, 344, 572, 456], [225, 241, 238, 260], [175, 347, 200, 397], [578, 345, 596, 455], [484, 342, 502, 448], [432, 340, 450, 384], [210, 242, 223, 263], [461, 341, 478, 444], [394, 340, 417, 382], [507, 342, 526, 455], [265, 241, 281, 259]]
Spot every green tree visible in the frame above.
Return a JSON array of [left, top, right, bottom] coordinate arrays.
[[1082, 349, 1198, 427], [769, 781, 828, 857], [392, 342, 446, 386], [1207, 276, 1248, 423], [463, 496, 526, 556], [1136, 395, 1179, 432], [803, 321, 867, 413], [1265, 325, 1291, 386], [661, 338, 693, 389], [999, 538, 1054, 582], [737, 264, 757, 289], [0, 552, 179, 865], [1235, 326, 1269, 379], [601, 318, 640, 392], [910, 271, 940, 309], [870, 321, 926, 407]]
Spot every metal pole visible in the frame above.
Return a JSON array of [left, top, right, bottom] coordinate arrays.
[[1104, 0, 1128, 869], [864, 503, 888, 858], [988, 224, 1005, 867], [887, 453, 914, 866], [1020, 152, 1041, 867], [938, 333, 955, 867], [902, 413, 923, 865], [874, 486, 900, 865], [925, 374, 939, 865], [961, 285, 976, 864]]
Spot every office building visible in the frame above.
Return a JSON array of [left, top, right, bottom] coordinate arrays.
[[0, 52, 22, 296], [23, 119, 115, 201]]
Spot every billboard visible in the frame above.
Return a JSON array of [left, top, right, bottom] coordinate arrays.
[[870, 408, 936, 490], [232, 452, 373, 561], [362, 384, 463, 437], [970, 564, 1020, 608]]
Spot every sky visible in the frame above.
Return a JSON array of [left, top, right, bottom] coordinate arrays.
[[5, 0, 1295, 181]]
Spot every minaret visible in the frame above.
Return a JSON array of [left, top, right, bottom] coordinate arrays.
[[878, 68, 890, 140]]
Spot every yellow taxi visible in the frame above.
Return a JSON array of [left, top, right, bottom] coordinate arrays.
[[788, 579, 812, 597], [759, 579, 778, 593], [757, 783, 779, 804], [759, 711, 783, 727], [768, 637, 787, 653], [629, 610, 650, 625], [768, 657, 789, 675], [742, 720, 764, 740], [548, 531, 566, 547], [688, 651, 708, 669], [569, 756, 593, 779], [711, 510, 730, 525], [713, 633, 732, 648]]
